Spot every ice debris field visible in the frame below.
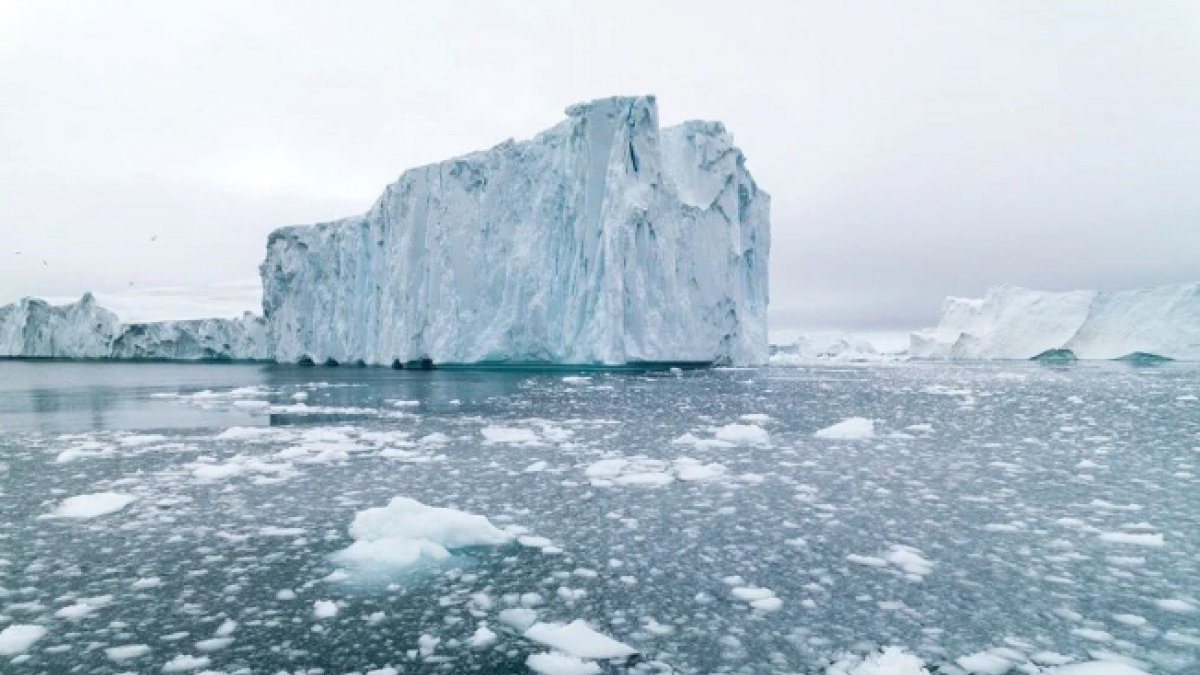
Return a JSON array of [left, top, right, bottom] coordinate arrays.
[[0, 360, 1197, 674]]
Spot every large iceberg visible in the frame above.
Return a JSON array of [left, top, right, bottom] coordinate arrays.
[[0, 294, 270, 360], [261, 95, 770, 366], [910, 283, 1200, 360]]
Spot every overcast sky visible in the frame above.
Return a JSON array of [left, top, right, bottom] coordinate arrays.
[[3, 1, 1198, 331]]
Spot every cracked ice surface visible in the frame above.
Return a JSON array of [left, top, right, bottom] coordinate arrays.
[[0, 360, 1197, 673]]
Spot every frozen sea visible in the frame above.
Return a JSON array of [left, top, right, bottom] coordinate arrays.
[[0, 360, 1197, 674]]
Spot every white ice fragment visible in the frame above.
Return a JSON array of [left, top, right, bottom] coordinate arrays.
[[105, 644, 151, 661], [1098, 532, 1164, 547], [526, 651, 602, 675], [468, 624, 497, 649], [313, 600, 338, 619], [713, 423, 770, 446], [0, 624, 47, 656], [523, 620, 637, 659], [161, 654, 212, 672], [815, 418, 875, 440], [333, 497, 511, 571]]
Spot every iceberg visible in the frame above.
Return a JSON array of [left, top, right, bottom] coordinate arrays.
[[261, 95, 770, 366], [0, 293, 270, 360], [911, 283, 1200, 360], [768, 331, 887, 364]]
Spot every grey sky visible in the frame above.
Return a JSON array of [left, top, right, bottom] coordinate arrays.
[[3, 1, 1198, 331]]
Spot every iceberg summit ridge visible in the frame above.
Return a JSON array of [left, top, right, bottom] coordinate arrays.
[[910, 282, 1200, 360], [261, 95, 771, 366]]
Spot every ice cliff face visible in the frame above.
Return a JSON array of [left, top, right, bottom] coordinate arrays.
[[0, 294, 270, 360], [910, 283, 1200, 360], [261, 95, 770, 366]]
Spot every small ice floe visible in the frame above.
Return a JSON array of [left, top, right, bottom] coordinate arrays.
[[672, 422, 769, 449], [1047, 662, 1151, 675], [524, 460, 549, 473], [730, 586, 782, 611], [468, 624, 497, 649], [714, 423, 770, 446], [480, 426, 541, 445], [584, 456, 728, 487], [562, 376, 592, 385], [104, 644, 151, 662], [1097, 531, 1164, 547], [499, 608, 539, 631], [332, 497, 513, 572], [0, 624, 47, 656], [826, 646, 929, 675], [161, 654, 211, 672], [1153, 597, 1196, 613], [847, 545, 935, 581], [526, 651, 602, 675], [50, 492, 137, 519], [956, 650, 1028, 674], [523, 620, 637, 659], [313, 599, 339, 618], [389, 399, 420, 407], [814, 417, 875, 440], [55, 594, 113, 619]]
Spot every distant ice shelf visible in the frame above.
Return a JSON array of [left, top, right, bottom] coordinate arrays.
[[261, 95, 770, 367], [0, 293, 270, 361], [910, 282, 1200, 360]]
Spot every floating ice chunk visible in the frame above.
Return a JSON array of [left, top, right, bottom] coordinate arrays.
[[498, 608, 539, 631], [562, 376, 592, 385], [526, 651, 602, 675], [524, 461, 549, 473], [1154, 598, 1196, 613], [105, 644, 151, 661], [956, 651, 1015, 674], [55, 594, 112, 619], [195, 637, 234, 652], [847, 554, 888, 568], [1048, 662, 1151, 675], [673, 457, 727, 482], [468, 624, 497, 649], [884, 545, 935, 580], [827, 646, 930, 675], [713, 423, 770, 446], [51, 492, 137, 519], [333, 497, 512, 571], [313, 599, 338, 619], [481, 426, 540, 445], [161, 654, 211, 672], [523, 620, 637, 659], [815, 417, 875, 440], [1098, 532, 1164, 547], [0, 624, 47, 656]]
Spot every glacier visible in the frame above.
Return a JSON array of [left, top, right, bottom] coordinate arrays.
[[910, 282, 1200, 360], [0, 294, 270, 361], [261, 95, 770, 366]]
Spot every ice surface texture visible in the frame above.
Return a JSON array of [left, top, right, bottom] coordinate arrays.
[[0, 293, 270, 360], [261, 95, 771, 366], [911, 283, 1200, 360]]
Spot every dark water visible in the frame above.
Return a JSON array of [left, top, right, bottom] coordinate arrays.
[[0, 361, 1197, 674]]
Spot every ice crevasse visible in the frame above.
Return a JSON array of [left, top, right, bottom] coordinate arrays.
[[261, 95, 771, 366]]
